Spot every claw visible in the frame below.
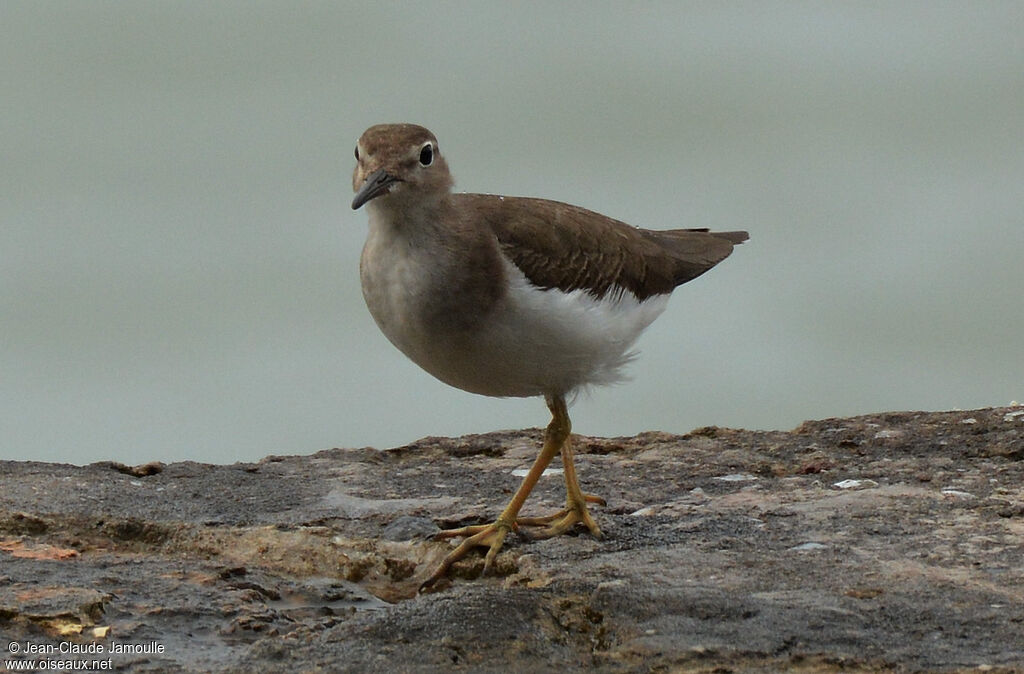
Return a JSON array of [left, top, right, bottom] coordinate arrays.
[[518, 496, 604, 540], [420, 521, 512, 592], [434, 523, 505, 540], [516, 493, 606, 527]]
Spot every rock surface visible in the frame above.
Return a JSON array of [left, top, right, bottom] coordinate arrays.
[[1, 406, 1023, 672]]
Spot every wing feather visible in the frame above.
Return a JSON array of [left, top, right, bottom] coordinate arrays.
[[453, 194, 747, 300]]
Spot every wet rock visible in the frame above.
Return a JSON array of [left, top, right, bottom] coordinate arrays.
[[1, 406, 1022, 671]]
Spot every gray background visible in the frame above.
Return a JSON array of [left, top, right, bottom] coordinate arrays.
[[3, 2, 1022, 464]]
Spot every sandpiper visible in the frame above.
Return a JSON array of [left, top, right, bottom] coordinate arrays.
[[351, 123, 747, 589]]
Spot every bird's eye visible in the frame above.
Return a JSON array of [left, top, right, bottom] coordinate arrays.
[[354, 145, 360, 161], [419, 143, 433, 167]]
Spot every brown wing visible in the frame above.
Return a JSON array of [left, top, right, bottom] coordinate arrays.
[[454, 193, 747, 300]]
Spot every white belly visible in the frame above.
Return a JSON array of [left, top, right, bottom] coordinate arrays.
[[453, 260, 670, 397]]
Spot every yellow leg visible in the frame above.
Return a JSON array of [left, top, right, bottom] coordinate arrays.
[[516, 433, 604, 539], [420, 394, 572, 590]]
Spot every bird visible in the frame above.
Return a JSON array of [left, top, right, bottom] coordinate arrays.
[[350, 123, 747, 589]]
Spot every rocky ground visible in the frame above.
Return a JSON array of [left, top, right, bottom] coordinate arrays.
[[1, 405, 1022, 672]]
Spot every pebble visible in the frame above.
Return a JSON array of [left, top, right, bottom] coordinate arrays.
[[940, 489, 976, 500], [789, 542, 827, 551], [511, 467, 563, 477], [381, 515, 439, 541], [833, 479, 879, 490], [713, 473, 758, 482]]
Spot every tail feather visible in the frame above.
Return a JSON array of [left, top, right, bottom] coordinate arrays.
[[712, 230, 749, 245]]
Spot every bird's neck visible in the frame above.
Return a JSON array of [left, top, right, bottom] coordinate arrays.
[[366, 193, 450, 244]]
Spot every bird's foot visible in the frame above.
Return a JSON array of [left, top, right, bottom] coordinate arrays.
[[517, 493, 605, 539], [419, 519, 514, 591], [418, 495, 605, 591]]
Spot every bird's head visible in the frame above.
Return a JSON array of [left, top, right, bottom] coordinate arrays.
[[351, 124, 453, 211]]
